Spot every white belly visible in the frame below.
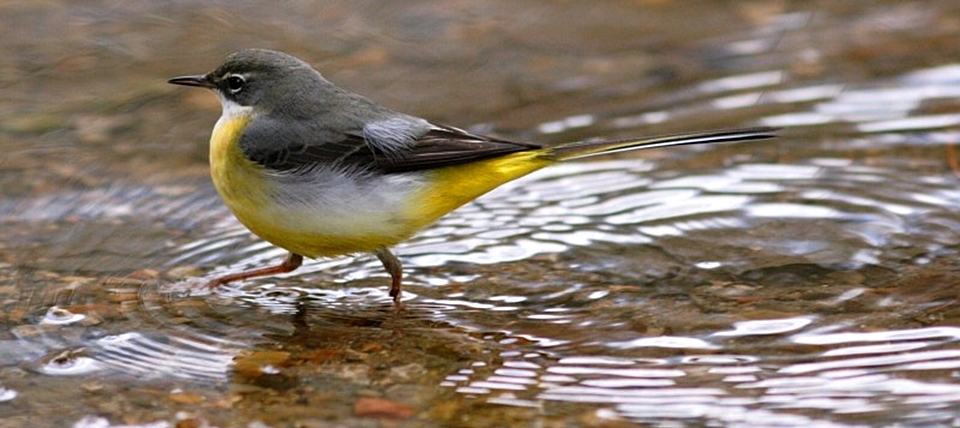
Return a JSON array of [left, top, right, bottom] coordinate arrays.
[[231, 166, 429, 257]]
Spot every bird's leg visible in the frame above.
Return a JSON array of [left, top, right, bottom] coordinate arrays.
[[374, 248, 403, 306], [205, 252, 304, 288]]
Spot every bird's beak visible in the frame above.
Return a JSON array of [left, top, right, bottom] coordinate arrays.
[[168, 74, 215, 89]]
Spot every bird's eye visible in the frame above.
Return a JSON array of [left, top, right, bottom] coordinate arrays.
[[225, 75, 245, 93]]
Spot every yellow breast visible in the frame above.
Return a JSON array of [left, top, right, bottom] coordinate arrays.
[[207, 114, 292, 250], [209, 114, 268, 219]]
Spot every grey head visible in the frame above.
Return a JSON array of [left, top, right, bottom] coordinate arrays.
[[169, 49, 535, 174], [208, 49, 320, 109], [169, 49, 438, 171], [168, 49, 344, 114]]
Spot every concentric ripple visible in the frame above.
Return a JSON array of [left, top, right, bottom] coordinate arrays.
[[4, 1, 960, 426]]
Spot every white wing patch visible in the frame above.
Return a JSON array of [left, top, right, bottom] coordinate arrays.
[[362, 116, 430, 158]]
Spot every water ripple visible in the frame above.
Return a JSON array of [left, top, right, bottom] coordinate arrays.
[[4, 3, 960, 426]]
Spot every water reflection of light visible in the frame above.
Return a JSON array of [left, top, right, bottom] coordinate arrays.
[[727, 163, 822, 180], [822, 342, 930, 357], [607, 195, 752, 224], [610, 110, 669, 128], [698, 71, 784, 93], [33, 351, 103, 376], [540, 386, 725, 402], [0, 386, 17, 403], [762, 64, 960, 131], [767, 84, 845, 104], [87, 332, 237, 381], [781, 350, 960, 375], [793, 327, 960, 345], [712, 91, 766, 110], [746, 203, 840, 218], [606, 336, 719, 350], [714, 317, 814, 337], [537, 114, 596, 134], [38, 306, 87, 326], [858, 113, 960, 133]]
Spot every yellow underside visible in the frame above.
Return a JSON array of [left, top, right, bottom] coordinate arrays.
[[209, 115, 553, 258], [404, 151, 552, 227]]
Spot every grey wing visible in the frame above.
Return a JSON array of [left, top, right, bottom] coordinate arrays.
[[370, 125, 543, 173], [239, 114, 542, 174], [238, 113, 372, 171]]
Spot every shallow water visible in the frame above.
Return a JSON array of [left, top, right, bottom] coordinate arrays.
[[4, 1, 960, 427]]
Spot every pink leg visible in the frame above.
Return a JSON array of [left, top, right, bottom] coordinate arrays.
[[375, 248, 403, 307], [205, 252, 304, 288]]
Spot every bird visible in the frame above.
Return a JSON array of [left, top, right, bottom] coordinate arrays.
[[168, 48, 775, 306]]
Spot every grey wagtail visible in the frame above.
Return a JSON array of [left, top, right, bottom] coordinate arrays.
[[168, 48, 775, 306]]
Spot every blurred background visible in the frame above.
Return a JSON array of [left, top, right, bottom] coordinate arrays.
[[3, 1, 960, 427]]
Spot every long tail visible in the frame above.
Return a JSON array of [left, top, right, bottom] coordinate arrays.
[[546, 127, 778, 161]]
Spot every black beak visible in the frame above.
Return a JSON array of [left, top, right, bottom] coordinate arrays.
[[168, 74, 215, 89]]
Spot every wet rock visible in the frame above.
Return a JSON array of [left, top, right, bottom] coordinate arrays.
[[352, 396, 416, 419]]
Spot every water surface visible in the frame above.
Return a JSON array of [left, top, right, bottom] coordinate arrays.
[[3, 1, 960, 427]]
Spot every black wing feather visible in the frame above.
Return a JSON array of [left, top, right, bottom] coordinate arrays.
[[241, 119, 541, 174], [369, 126, 542, 173]]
